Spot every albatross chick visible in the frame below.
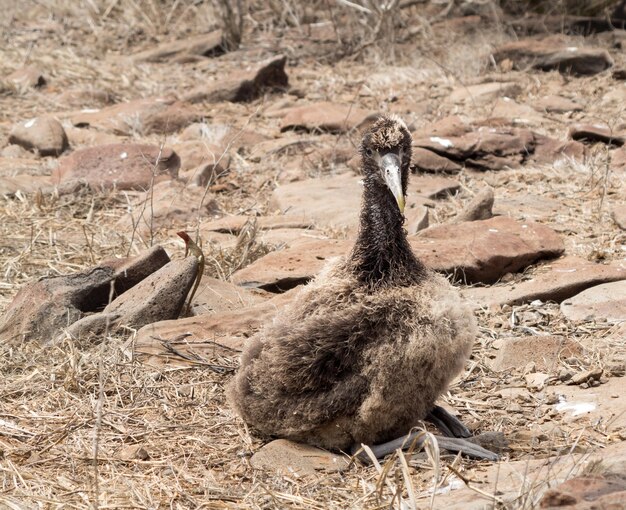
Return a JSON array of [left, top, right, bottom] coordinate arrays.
[[227, 115, 497, 461]]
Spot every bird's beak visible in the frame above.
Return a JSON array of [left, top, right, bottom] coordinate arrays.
[[381, 153, 405, 214]]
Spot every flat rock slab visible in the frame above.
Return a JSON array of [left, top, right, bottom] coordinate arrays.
[[9, 116, 68, 157], [133, 290, 297, 366], [489, 335, 583, 373], [568, 123, 625, 146], [613, 205, 626, 230], [493, 193, 563, 221], [70, 97, 201, 136], [434, 437, 626, 509], [560, 280, 626, 322], [534, 95, 582, 113], [462, 257, 626, 309], [183, 55, 288, 103], [0, 175, 53, 196], [412, 147, 462, 173], [190, 277, 269, 315], [492, 35, 613, 76], [53, 143, 180, 191], [413, 216, 564, 284], [250, 439, 350, 476], [132, 30, 224, 63], [232, 217, 564, 289], [269, 172, 455, 232], [448, 81, 522, 104], [0, 246, 170, 343], [280, 102, 371, 133]]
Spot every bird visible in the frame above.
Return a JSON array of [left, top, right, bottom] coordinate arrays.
[[227, 114, 497, 461]]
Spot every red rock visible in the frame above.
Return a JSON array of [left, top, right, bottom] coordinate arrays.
[[53, 88, 115, 109], [0, 246, 170, 343], [6, 66, 46, 89], [540, 475, 626, 509], [53, 143, 180, 191], [455, 186, 494, 222], [250, 439, 349, 475], [448, 82, 522, 104], [612, 146, 626, 172], [280, 102, 371, 133], [613, 205, 626, 229], [413, 216, 564, 284], [173, 141, 230, 187], [412, 116, 470, 139], [568, 123, 625, 146], [493, 35, 613, 76], [462, 256, 626, 309], [534, 95, 582, 113], [183, 55, 288, 103], [190, 277, 269, 316], [268, 173, 448, 232], [179, 122, 269, 150], [8, 116, 68, 156], [531, 135, 586, 164], [492, 97, 546, 125], [132, 30, 224, 62], [411, 147, 462, 173], [489, 336, 583, 373], [560, 280, 626, 322], [64, 126, 123, 148], [133, 290, 297, 366], [232, 217, 564, 289], [70, 97, 201, 135], [413, 127, 535, 170]]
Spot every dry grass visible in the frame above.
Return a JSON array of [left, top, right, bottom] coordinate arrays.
[[1, 0, 625, 508]]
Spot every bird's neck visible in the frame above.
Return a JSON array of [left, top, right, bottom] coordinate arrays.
[[349, 180, 426, 287]]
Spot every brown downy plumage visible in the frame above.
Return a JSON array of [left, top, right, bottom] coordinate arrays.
[[227, 115, 476, 451]]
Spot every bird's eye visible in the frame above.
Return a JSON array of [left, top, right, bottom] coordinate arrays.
[[365, 148, 373, 157]]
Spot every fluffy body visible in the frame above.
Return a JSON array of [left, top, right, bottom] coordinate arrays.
[[227, 260, 475, 450], [227, 115, 477, 451]]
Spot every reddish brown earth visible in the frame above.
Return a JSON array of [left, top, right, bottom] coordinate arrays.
[[0, 1, 625, 508]]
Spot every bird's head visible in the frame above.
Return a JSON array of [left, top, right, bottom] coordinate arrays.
[[360, 115, 412, 214]]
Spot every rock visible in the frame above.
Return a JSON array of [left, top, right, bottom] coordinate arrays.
[[179, 122, 269, 151], [232, 238, 349, 291], [525, 372, 551, 391], [448, 82, 522, 104], [6, 66, 46, 89], [534, 95, 582, 114], [561, 280, 626, 322], [0, 246, 170, 343], [133, 290, 297, 366], [492, 97, 546, 125], [540, 475, 626, 509], [412, 116, 470, 139], [405, 205, 429, 234], [64, 126, 124, 148], [567, 368, 603, 386], [8, 116, 68, 156], [201, 215, 315, 235], [568, 123, 625, 146], [173, 141, 230, 187], [612, 146, 626, 173], [132, 30, 225, 62], [117, 445, 150, 461], [65, 257, 198, 340], [183, 55, 288, 103], [0, 175, 53, 196], [413, 216, 564, 284], [53, 143, 180, 191], [462, 256, 626, 309], [493, 193, 564, 221], [189, 277, 268, 316], [53, 88, 115, 109], [117, 179, 219, 238], [492, 35, 613, 76], [233, 217, 564, 289], [489, 336, 583, 373], [280, 102, 371, 133], [1, 145, 32, 158], [455, 186, 494, 222], [531, 135, 586, 165], [268, 173, 449, 232], [613, 205, 626, 229], [250, 439, 350, 476], [411, 147, 462, 173], [70, 97, 201, 136], [413, 126, 535, 171]]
